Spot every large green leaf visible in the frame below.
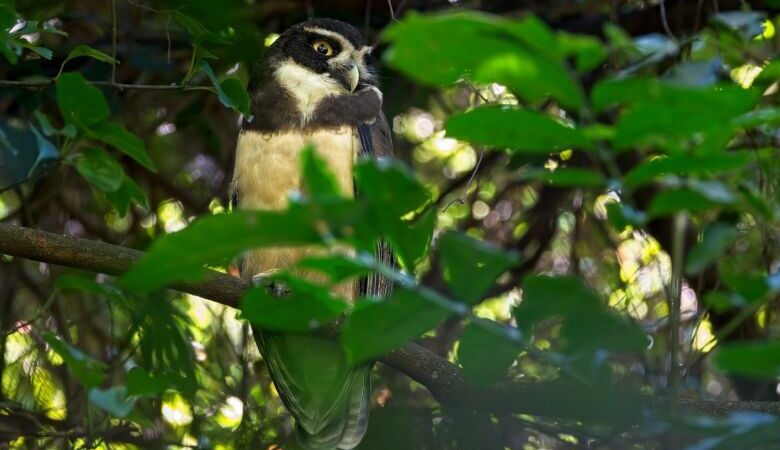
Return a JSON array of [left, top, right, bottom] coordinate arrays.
[[301, 144, 341, 197], [241, 274, 350, 332], [121, 201, 359, 292], [383, 12, 584, 109], [437, 231, 518, 304], [73, 147, 125, 192], [354, 159, 434, 268], [714, 341, 780, 379], [86, 121, 155, 172], [56, 72, 110, 127], [342, 287, 451, 364], [591, 79, 759, 151], [515, 276, 648, 353], [457, 319, 521, 385], [445, 106, 590, 153], [44, 332, 106, 389]]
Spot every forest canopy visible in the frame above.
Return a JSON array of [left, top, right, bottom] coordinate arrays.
[[1, 0, 779, 449]]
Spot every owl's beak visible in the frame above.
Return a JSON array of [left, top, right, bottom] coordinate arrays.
[[348, 64, 359, 92]]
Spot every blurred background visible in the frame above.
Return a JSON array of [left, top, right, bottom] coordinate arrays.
[[1, 0, 779, 449]]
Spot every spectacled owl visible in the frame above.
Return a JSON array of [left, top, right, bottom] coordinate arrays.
[[231, 18, 394, 450]]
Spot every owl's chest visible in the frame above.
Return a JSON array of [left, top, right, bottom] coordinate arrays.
[[234, 128, 358, 210]]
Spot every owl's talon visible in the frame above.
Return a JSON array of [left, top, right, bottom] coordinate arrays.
[[251, 271, 290, 297]]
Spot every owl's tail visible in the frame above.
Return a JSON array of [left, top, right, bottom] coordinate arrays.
[[296, 366, 371, 450], [254, 330, 372, 450]]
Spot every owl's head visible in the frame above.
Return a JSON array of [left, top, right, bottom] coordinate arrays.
[[265, 18, 375, 94]]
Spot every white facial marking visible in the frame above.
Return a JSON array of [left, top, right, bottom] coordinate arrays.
[[275, 59, 346, 124]]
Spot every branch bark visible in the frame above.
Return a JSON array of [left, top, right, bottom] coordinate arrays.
[[0, 222, 778, 419]]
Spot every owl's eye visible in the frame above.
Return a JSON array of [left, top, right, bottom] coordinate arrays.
[[312, 40, 334, 56]]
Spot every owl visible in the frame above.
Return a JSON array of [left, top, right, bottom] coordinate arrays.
[[231, 18, 393, 450]]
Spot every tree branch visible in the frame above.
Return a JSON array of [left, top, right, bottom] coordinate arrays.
[[0, 79, 213, 91], [0, 222, 779, 419]]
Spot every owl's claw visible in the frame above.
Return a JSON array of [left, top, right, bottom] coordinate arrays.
[[251, 271, 290, 297]]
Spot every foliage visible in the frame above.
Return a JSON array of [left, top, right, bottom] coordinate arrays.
[[1, 1, 779, 449]]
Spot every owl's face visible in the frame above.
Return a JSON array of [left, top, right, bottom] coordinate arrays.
[[267, 18, 374, 94]]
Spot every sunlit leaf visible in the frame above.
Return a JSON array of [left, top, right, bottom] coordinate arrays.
[[446, 106, 590, 153], [383, 12, 584, 109]]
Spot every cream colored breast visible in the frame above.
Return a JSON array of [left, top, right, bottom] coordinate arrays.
[[233, 127, 357, 211]]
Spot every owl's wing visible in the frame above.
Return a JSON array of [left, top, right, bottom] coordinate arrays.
[[357, 111, 396, 299]]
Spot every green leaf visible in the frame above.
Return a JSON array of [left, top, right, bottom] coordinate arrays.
[[390, 207, 436, 270], [383, 12, 583, 109], [714, 341, 780, 379], [457, 319, 521, 385], [438, 231, 518, 304], [126, 367, 175, 397], [445, 106, 590, 153], [529, 167, 606, 187], [199, 61, 249, 115], [297, 254, 373, 284], [342, 287, 451, 364], [301, 145, 341, 197], [606, 203, 648, 231], [624, 153, 751, 188], [121, 205, 340, 292], [44, 332, 106, 389], [557, 32, 607, 73], [685, 223, 740, 275], [56, 72, 110, 127], [105, 174, 148, 217], [354, 159, 434, 268], [89, 387, 135, 417], [515, 276, 648, 353], [647, 189, 717, 217], [220, 78, 250, 116], [86, 121, 155, 172], [55, 275, 126, 304], [591, 79, 758, 151], [241, 274, 350, 332], [58, 44, 118, 76], [73, 147, 125, 192]]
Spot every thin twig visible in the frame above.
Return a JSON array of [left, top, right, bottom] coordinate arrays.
[[386, 0, 397, 22], [668, 214, 687, 402], [442, 147, 484, 212], [111, 0, 118, 84], [659, 0, 677, 40]]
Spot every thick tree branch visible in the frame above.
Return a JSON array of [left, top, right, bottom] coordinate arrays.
[[0, 222, 779, 419]]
